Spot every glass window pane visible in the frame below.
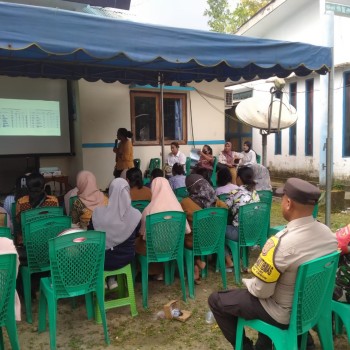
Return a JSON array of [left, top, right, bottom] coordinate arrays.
[[164, 97, 182, 141], [134, 96, 157, 141]]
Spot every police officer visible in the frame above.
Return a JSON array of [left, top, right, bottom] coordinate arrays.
[[208, 178, 337, 350]]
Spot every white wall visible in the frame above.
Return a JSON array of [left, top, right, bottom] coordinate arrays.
[[237, 0, 350, 181], [77, 80, 226, 189]]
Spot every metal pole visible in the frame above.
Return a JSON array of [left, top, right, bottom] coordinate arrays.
[[325, 12, 334, 227], [160, 78, 165, 167], [262, 133, 267, 167]]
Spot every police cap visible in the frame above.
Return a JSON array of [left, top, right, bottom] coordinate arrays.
[[275, 178, 321, 205]]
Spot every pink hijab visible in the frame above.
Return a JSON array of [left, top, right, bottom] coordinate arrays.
[[223, 142, 234, 165], [76, 171, 105, 211], [140, 177, 190, 236], [0, 237, 21, 321]]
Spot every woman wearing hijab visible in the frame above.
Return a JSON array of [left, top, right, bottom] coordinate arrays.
[[218, 142, 242, 184], [16, 172, 59, 244], [0, 237, 21, 321], [250, 164, 272, 191], [71, 170, 108, 230], [181, 174, 227, 282], [136, 177, 191, 279], [93, 178, 141, 289], [240, 140, 257, 166]]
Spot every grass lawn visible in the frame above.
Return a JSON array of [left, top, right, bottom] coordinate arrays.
[[3, 200, 350, 349]]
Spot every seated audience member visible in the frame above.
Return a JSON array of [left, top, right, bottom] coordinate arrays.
[[218, 142, 242, 184], [240, 140, 257, 166], [3, 175, 29, 219], [136, 177, 191, 279], [169, 163, 186, 190], [16, 172, 59, 244], [250, 163, 272, 191], [196, 167, 213, 187], [165, 142, 186, 178], [225, 166, 260, 242], [145, 168, 164, 188], [64, 187, 79, 215], [71, 170, 108, 230], [215, 167, 239, 196], [209, 178, 337, 350], [93, 178, 141, 290], [126, 167, 152, 201], [0, 237, 21, 321], [181, 174, 227, 282], [193, 145, 214, 173], [0, 206, 11, 230]]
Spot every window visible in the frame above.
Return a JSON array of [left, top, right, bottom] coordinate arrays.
[[305, 79, 314, 156], [343, 72, 350, 157], [289, 83, 297, 156], [130, 91, 187, 145]]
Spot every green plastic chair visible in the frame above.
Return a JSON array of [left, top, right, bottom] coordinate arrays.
[[0, 254, 20, 350], [269, 203, 319, 237], [256, 154, 261, 164], [210, 156, 218, 187], [143, 158, 161, 185], [256, 190, 273, 206], [137, 211, 187, 308], [217, 193, 229, 201], [174, 187, 189, 202], [133, 158, 141, 169], [21, 206, 63, 244], [38, 230, 110, 350], [332, 300, 350, 343], [20, 215, 72, 323], [226, 202, 270, 284], [184, 207, 228, 298], [0, 227, 12, 240], [95, 263, 138, 324], [68, 195, 78, 216], [235, 251, 340, 350], [185, 156, 191, 175], [131, 200, 150, 213]]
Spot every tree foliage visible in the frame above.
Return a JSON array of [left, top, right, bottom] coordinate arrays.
[[204, 0, 270, 34]]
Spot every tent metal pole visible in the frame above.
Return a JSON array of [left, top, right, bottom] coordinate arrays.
[[325, 52, 334, 227], [160, 78, 165, 167], [325, 11, 334, 227]]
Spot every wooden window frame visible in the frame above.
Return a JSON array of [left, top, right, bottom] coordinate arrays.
[[130, 91, 187, 146]]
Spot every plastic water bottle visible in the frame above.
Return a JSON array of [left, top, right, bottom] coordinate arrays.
[[205, 310, 215, 324]]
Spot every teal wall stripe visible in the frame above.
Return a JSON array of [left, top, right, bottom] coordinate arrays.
[[82, 140, 225, 148]]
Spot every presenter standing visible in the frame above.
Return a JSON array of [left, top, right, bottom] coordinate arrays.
[[113, 128, 134, 178]]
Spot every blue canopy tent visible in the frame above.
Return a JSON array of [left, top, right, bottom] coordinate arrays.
[[0, 2, 334, 222], [0, 2, 331, 84]]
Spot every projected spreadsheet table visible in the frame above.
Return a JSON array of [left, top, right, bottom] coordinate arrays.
[[0, 98, 60, 136]]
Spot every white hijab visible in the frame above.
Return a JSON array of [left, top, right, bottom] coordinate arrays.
[[92, 178, 141, 250]]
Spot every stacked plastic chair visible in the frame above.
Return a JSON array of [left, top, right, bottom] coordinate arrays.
[[174, 187, 189, 202], [38, 230, 110, 350], [210, 156, 218, 187], [0, 227, 12, 240], [0, 253, 20, 350], [184, 207, 228, 298], [235, 251, 340, 350], [137, 211, 187, 308], [226, 202, 270, 284], [20, 216, 72, 323], [131, 200, 150, 213], [21, 207, 63, 245]]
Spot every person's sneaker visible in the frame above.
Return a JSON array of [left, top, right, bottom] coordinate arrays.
[[107, 276, 118, 290]]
